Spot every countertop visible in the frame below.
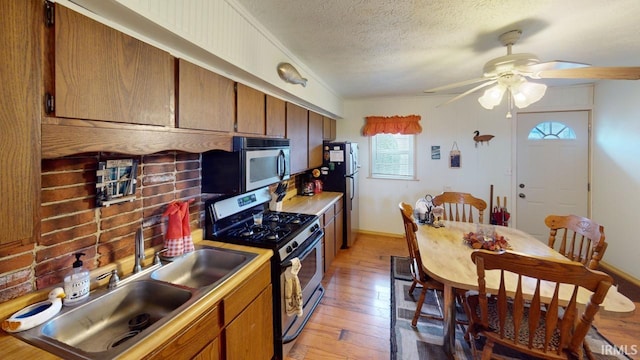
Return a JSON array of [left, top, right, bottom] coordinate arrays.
[[279, 191, 343, 216], [0, 231, 272, 360], [0, 192, 342, 359]]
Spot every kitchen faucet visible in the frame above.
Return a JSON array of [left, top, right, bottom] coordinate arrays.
[[134, 227, 144, 273]]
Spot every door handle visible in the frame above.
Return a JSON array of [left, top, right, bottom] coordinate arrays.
[[518, 193, 526, 199]]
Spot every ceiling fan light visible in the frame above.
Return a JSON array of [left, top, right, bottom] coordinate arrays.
[[511, 82, 547, 108], [478, 84, 506, 109]]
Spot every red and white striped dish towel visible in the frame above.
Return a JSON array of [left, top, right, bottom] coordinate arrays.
[[162, 199, 195, 257]]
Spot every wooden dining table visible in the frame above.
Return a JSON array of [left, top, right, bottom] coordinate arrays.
[[415, 220, 635, 359]]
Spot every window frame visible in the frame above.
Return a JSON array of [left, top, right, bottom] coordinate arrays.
[[527, 121, 577, 140], [369, 133, 417, 180]]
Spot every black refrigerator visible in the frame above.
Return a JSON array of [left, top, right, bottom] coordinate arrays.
[[322, 141, 359, 248]]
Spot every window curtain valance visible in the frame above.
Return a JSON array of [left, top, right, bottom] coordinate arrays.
[[362, 115, 422, 136]]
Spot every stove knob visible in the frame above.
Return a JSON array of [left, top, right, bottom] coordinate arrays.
[[292, 241, 299, 248], [286, 245, 293, 253]]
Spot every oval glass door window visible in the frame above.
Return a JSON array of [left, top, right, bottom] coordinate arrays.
[[527, 121, 577, 140]]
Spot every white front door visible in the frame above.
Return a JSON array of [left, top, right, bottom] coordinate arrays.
[[515, 111, 590, 241]]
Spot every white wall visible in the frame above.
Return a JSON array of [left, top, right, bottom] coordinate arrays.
[[340, 84, 639, 279], [593, 81, 640, 278], [340, 94, 514, 236]]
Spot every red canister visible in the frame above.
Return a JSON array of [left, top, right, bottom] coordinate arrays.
[[314, 180, 323, 194]]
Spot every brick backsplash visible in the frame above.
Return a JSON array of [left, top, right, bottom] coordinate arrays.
[[0, 151, 202, 303]]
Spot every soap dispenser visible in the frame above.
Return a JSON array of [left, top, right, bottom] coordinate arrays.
[[63, 253, 90, 306]]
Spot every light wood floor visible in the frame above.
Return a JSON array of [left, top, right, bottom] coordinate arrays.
[[286, 233, 640, 360]]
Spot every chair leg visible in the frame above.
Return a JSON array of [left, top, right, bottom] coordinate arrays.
[[412, 286, 428, 326], [481, 340, 494, 360], [409, 279, 418, 294], [468, 333, 480, 360], [583, 341, 593, 360]]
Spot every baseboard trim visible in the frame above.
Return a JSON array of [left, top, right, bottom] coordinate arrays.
[[357, 229, 403, 238], [600, 261, 640, 288]]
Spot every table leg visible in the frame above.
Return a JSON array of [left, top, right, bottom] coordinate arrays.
[[443, 284, 456, 359]]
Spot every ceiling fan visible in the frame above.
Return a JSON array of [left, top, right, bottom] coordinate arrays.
[[425, 30, 640, 117]]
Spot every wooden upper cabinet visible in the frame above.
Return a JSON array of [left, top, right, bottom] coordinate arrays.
[[266, 95, 286, 137], [54, 5, 174, 126], [236, 83, 265, 135], [308, 111, 324, 169], [323, 116, 337, 141], [0, 0, 41, 245], [286, 103, 309, 174], [177, 59, 235, 132]]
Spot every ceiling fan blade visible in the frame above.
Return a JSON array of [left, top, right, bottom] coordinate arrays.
[[438, 80, 497, 107], [524, 60, 589, 73], [535, 66, 640, 80], [425, 77, 489, 93]]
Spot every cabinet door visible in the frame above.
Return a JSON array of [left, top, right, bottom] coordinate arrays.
[[236, 83, 265, 135], [308, 111, 324, 169], [146, 305, 222, 359], [335, 207, 344, 250], [193, 338, 220, 360], [177, 59, 234, 132], [286, 103, 309, 174], [266, 95, 286, 137], [225, 285, 274, 360], [0, 0, 40, 245], [323, 116, 336, 141], [54, 5, 174, 126], [324, 216, 336, 272]]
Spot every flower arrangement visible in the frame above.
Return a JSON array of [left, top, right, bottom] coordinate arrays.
[[463, 229, 511, 251]]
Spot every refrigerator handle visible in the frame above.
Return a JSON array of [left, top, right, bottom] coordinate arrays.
[[346, 174, 355, 201]]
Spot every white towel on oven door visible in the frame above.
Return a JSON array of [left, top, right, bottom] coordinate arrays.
[[284, 257, 303, 317]]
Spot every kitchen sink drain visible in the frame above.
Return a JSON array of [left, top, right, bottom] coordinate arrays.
[[109, 330, 140, 348], [108, 313, 152, 349], [128, 313, 151, 331]]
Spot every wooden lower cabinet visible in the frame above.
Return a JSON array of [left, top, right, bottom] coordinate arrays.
[[193, 338, 220, 360], [146, 304, 222, 360], [147, 261, 273, 360], [335, 205, 344, 251], [224, 285, 274, 360], [321, 199, 343, 271]]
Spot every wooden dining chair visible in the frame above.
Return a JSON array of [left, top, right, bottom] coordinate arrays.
[[398, 202, 445, 326], [466, 250, 613, 360], [545, 214, 608, 270], [432, 192, 487, 224]]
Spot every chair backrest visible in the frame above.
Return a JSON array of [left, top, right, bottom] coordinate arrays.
[[398, 202, 427, 282], [432, 192, 487, 223], [544, 214, 607, 270], [471, 250, 613, 359]]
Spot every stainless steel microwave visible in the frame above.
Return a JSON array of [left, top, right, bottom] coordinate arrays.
[[202, 137, 290, 194]]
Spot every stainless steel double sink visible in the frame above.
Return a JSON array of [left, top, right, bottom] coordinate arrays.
[[13, 246, 257, 359]]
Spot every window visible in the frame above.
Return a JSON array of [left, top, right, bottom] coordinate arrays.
[[370, 133, 415, 180], [528, 121, 577, 140]]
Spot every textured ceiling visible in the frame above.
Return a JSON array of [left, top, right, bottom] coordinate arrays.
[[234, 0, 640, 99]]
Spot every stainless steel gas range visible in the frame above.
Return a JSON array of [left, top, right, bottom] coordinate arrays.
[[205, 187, 324, 360]]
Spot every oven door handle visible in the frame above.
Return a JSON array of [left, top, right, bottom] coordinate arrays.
[[281, 230, 323, 270]]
